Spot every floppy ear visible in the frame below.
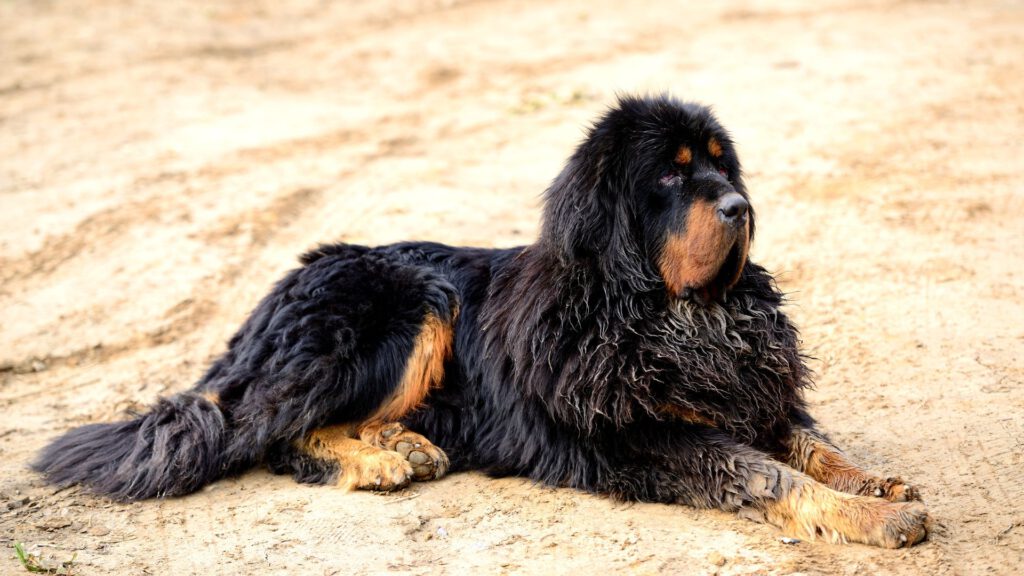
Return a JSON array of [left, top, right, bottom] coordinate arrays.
[[540, 131, 617, 260]]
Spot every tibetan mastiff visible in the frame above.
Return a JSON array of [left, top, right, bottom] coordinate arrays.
[[34, 95, 930, 547]]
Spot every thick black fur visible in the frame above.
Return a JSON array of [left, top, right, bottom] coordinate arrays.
[[34, 393, 225, 500], [34, 95, 813, 513]]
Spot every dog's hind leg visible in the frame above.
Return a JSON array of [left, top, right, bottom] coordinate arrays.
[[269, 422, 449, 490], [260, 273, 456, 490], [268, 309, 453, 489], [783, 425, 921, 502], [270, 424, 415, 491], [351, 311, 452, 482], [33, 246, 459, 499]]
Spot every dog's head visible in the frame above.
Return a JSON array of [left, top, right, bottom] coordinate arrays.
[[541, 94, 753, 303]]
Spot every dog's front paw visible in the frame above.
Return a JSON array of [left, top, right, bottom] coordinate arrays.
[[863, 477, 922, 502], [872, 501, 931, 548], [765, 479, 932, 549]]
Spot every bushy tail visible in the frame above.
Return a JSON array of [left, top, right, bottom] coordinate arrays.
[[32, 392, 226, 501]]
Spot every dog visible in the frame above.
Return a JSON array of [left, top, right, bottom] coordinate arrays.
[[34, 94, 930, 548]]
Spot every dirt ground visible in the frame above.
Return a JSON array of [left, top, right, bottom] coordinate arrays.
[[1, 0, 1022, 574]]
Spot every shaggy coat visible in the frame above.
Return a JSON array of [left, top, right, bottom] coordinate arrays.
[[34, 95, 930, 547]]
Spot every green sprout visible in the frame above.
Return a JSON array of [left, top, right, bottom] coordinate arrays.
[[13, 543, 76, 575]]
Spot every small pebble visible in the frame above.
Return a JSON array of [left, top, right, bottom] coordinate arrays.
[[707, 551, 727, 566], [780, 537, 801, 545]]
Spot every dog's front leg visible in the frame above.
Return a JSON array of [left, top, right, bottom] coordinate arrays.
[[783, 422, 921, 502], [601, 428, 930, 547]]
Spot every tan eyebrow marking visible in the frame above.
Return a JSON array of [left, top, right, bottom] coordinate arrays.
[[708, 137, 723, 158], [675, 145, 692, 164]]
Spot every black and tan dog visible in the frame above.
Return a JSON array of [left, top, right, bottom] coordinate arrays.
[[34, 95, 930, 548]]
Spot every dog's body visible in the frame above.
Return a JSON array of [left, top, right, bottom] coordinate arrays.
[[35, 95, 930, 547]]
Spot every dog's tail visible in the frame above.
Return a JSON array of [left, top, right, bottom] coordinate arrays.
[[31, 391, 227, 501]]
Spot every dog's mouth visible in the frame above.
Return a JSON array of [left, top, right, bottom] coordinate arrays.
[[659, 207, 750, 304], [683, 237, 748, 304]]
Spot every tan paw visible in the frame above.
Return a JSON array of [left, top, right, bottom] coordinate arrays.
[[872, 501, 931, 548], [767, 481, 931, 549], [391, 432, 450, 481], [342, 447, 414, 491], [361, 423, 450, 481], [862, 477, 922, 502]]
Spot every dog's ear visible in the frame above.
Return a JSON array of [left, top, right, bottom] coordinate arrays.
[[541, 129, 618, 260]]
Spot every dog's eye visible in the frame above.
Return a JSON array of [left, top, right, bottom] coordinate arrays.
[[659, 171, 683, 187]]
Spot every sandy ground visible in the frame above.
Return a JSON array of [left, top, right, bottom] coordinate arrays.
[[1, 0, 1022, 574]]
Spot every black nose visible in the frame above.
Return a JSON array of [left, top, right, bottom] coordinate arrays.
[[716, 193, 749, 224]]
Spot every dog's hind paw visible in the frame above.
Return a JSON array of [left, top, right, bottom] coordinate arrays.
[[361, 422, 450, 481], [344, 448, 414, 491]]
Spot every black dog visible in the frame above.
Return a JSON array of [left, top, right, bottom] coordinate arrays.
[[34, 95, 930, 547]]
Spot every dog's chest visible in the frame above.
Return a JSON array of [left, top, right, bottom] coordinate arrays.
[[646, 300, 802, 416]]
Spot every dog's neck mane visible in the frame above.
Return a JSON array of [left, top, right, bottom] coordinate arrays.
[[483, 245, 807, 437]]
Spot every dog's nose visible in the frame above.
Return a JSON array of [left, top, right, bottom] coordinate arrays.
[[716, 193, 749, 224]]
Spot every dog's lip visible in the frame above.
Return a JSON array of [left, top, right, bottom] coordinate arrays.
[[681, 237, 746, 303]]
